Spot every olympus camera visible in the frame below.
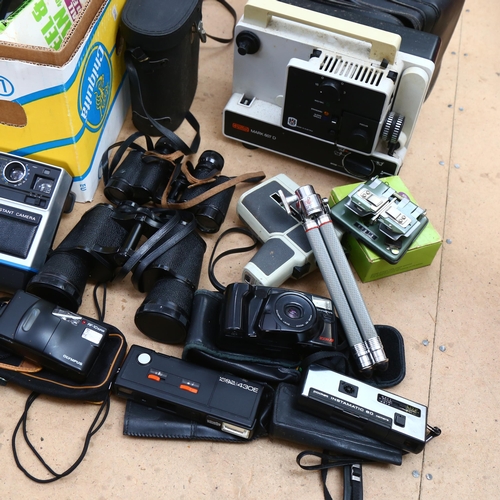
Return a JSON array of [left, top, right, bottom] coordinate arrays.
[[216, 282, 337, 360], [0, 290, 108, 381], [223, 0, 438, 179], [0, 152, 74, 293]]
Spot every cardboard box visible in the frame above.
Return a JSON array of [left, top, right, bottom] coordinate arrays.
[[0, 0, 90, 48], [328, 177, 442, 282], [0, 0, 130, 202]]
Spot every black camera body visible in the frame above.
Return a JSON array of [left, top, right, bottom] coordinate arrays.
[[114, 345, 265, 439], [217, 283, 337, 360], [0, 291, 108, 381], [0, 152, 73, 293]]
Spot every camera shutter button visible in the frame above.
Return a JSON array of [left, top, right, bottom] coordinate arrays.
[[394, 413, 406, 427], [137, 353, 152, 365]]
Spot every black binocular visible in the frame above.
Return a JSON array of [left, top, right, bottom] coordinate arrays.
[[27, 201, 206, 344], [103, 140, 235, 234]]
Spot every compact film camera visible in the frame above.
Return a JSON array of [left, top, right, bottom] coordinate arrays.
[[223, 0, 438, 179], [114, 345, 265, 439], [237, 173, 317, 287], [0, 152, 74, 293], [0, 290, 108, 381], [298, 364, 432, 453], [216, 282, 337, 361]]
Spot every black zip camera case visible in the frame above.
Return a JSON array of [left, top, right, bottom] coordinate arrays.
[[120, 0, 204, 135]]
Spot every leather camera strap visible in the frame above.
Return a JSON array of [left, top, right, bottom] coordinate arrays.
[[297, 450, 368, 500], [0, 358, 42, 373], [156, 161, 266, 210]]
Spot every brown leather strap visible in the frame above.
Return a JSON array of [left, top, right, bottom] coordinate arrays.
[[0, 358, 43, 373], [144, 149, 185, 164], [161, 170, 266, 210], [142, 150, 266, 209]]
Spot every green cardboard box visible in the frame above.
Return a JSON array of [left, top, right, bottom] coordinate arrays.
[[328, 177, 442, 282]]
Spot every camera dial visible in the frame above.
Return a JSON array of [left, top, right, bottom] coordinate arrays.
[[3, 161, 27, 184]]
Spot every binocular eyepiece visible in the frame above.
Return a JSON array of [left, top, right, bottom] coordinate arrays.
[[167, 150, 235, 234], [103, 136, 179, 207], [103, 144, 235, 234]]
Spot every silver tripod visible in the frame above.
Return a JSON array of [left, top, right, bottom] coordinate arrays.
[[280, 185, 388, 374]]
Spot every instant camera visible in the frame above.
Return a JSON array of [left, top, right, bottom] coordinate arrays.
[[223, 0, 463, 179]]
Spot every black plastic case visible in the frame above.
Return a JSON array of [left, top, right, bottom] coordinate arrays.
[[120, 0, 204, 135], [282, 0, 466, 92]]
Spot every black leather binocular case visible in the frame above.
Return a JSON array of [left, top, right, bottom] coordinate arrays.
[[119, 0, 204, 135]]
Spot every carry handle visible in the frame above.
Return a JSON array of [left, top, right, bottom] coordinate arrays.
[[243, 0, 401, 64]]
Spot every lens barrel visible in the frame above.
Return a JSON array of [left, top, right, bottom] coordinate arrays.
[[133, 214, 206, 343], [26, 251, 92, 312], [27, 203, 137, 311], [179, 151, 235, 233]]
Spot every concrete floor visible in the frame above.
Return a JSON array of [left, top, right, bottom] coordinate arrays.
[[1, 0, 498, 498]]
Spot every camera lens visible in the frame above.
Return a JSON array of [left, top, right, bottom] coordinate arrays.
[[284, 304, 303, 320], [3, 161, 27, 183], [274, 293, 316, 330]]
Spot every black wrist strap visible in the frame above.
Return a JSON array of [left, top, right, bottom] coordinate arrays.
[[343, 464, 363, 500], [207, 226, 260, 292], [204, 0, 237, 44], [12, 392, 111, 483], [297, 450, 368, 500]]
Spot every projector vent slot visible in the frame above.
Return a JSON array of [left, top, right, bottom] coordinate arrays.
[[319, 55, 384, 86]]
